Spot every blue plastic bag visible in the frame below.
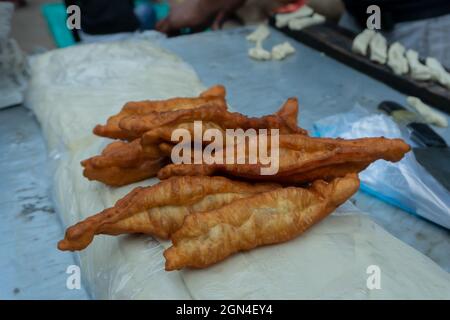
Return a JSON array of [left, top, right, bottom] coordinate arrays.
[[314, 105, 450, 229]]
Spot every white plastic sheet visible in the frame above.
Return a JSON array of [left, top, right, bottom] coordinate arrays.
[[314, 106, 450, 229]]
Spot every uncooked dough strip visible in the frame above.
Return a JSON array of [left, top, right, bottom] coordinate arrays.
[[406, 50, 433, 81], [246, 24, 270, 43], [275, 5, 314, 28], [407, 96, 448, 128], [426, 57, 450, 89], [352, 29, 376, 56], [288, 13, 325, 31], [369, 33, 387, 65], [387, 42, 409, 75], [271, 42, 296, 61]]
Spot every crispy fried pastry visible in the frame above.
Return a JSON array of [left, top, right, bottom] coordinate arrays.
[[83, 122, 222, 187], [81, 139, 167, 187], [93, 85, 227, 140], [139, 99, 304, 156], [142, 121, 225, 149], [120, 98, 307, 139], [58, 176, 279, 251], [164, 174, 360, 270], [84, 98, 306, 187], [157, 134, 410, 184]]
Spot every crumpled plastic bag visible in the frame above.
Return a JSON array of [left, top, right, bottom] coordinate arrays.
[[314, 105, 450, 229]]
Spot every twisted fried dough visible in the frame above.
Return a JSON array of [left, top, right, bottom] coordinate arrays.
[[83, 98, 306, 187], [157, 134, 410, 184], [81, 139, 167, 187], [120, 98, 307, 139], [58, 176, 279, 251], [93, 85, 227, 141], [164, 174, 360, 271]]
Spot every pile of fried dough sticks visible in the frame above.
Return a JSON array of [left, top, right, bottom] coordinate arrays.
[[58, 85, 410, 271]]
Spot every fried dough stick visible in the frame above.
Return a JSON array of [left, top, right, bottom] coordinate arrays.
[[120, 97, 307, 139], [93, 85, 227, 141], [164, 174, 360, 271], [83, 99, 305, 186], [81, 139, 167, 187], [158, 134, 410, 184], [82, 121, 222, 187], [139, 99, 303, 156], [58, 176, 279, 251]]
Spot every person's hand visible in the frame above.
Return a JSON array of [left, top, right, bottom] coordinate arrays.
[[156, 0, 246, 35], [274, 0, 307, 13]]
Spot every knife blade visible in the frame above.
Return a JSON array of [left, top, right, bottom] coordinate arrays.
[[379, 101, 450, 192], [413, 147, 450, 191]]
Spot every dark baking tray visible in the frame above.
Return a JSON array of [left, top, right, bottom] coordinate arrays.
[[270, 19, 450, 114]]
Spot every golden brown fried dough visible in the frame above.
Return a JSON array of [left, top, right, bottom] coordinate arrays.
[[83, 120, 235, 187], [199, 85, 226, 98], [139, 99, 305, 160], [57, 176, 280, 251], [164, 174, 360, 271], [93, 85, 227, 140], [81, 158, 166, 188], [158, 142, 175, 157], [81, 139, 167, 187], [157, 134, 410, 184], [85, 98, 306, 187], [83, 121, 223, 187], [120, 98, 307, 139], [141, 121, 225, 148]]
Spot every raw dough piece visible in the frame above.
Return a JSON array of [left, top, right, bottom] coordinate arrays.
[[352, 29, 376, 56], [288, 13, 326, 31], [248, 41, 271, 61], [246, 24, 296, 62], [271, 42, 296, 60], [407, 96, 448, 128], [426, 57, 450, 89], [369, 33, 387, 64], [275, 5, 314, 28], [387, 42, 409, 75], [246, 24, 270, 43], [406, 49, 433, 81]]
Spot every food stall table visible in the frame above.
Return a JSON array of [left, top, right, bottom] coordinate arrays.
[[1, 27, 448, 299]]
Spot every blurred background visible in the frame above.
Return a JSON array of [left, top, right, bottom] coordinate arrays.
[[6, 0, 345, 54]]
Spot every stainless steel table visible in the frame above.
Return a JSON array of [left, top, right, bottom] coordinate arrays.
[[0, 106, 89, 299], [1, 27, 448, 299]]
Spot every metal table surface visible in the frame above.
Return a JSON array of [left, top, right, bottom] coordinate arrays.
[[1, 27, 449, 299]]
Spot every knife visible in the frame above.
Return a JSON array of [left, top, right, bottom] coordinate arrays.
[[378, 101, 450, 192]]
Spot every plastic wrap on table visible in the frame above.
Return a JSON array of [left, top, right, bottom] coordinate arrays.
[[25, 36, 206, 299], [314, 105, 450, 229]]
